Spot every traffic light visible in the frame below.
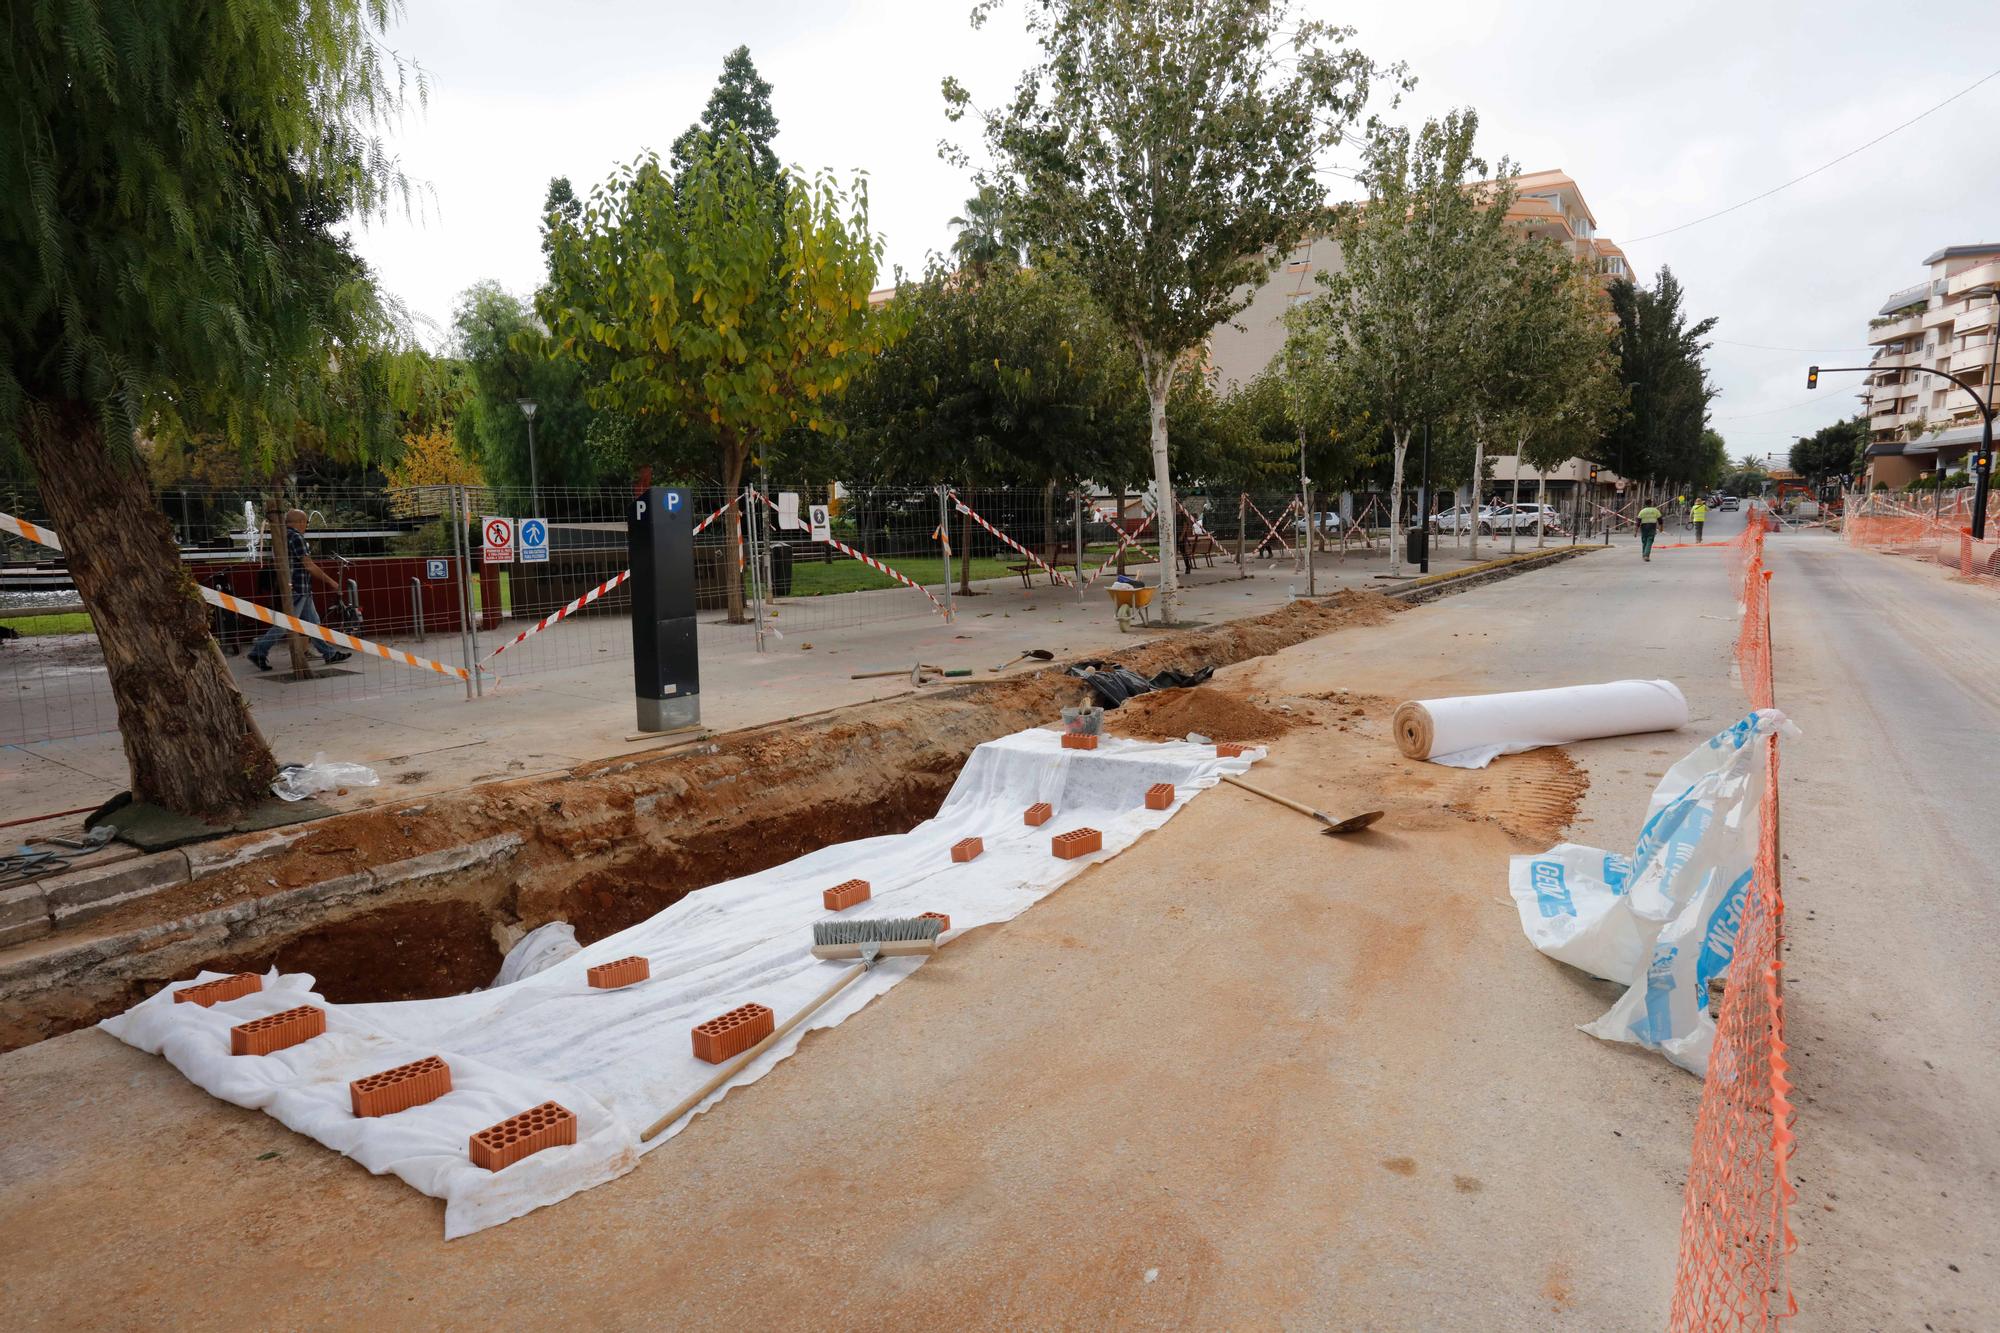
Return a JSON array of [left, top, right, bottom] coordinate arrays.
[[1588, 465, 1600, 481], [1807, 365, 1819, 389], [1977, 452, 1992, 472]]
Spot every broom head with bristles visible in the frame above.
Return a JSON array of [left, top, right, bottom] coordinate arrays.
[[810, 916, 943, 959]]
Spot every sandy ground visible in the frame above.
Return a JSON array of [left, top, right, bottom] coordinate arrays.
[[1, 525, 1761, 1330]]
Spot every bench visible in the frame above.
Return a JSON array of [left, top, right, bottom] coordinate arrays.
[[1006, 548, 1080, 589]]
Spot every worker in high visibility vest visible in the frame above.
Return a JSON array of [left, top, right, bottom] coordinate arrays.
[[1638, 502, 1662, 561], [1690, 499, 1708, 543]]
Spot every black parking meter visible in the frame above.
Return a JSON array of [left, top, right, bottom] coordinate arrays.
[[628, 486, 700, 732]]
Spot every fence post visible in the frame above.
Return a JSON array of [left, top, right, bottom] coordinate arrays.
[[451, 485, 476, 699], [1236, 493, 1246, 571], [1073, 491, 1086, 602], [1306, 485, 1316, 596], [936, 486, 955, 623], [747, 483, 768, 652], [411, 577, 424, 644]]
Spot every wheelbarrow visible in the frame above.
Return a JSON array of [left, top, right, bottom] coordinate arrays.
[[1107, 582, 1155, 631]]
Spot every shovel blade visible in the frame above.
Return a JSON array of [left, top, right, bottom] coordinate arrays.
[[1319, 810, 1385, 836]]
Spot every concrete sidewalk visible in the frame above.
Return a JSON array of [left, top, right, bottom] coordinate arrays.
[[3, 536, 1524, 839]]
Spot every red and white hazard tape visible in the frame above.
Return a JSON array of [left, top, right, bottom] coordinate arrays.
[[692, 497, 736, 536], [0, 510, 471, 682], [948, 491, 1073, 587], [1244, 496, 1299, 556], [485, 567, 630, 662], [750, 489, 945, 615], [1081, 508, 1155, 588]]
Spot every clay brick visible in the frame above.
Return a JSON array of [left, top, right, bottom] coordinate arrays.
[[918, 910, 952, 933], [229, 1005, 326, 1056], [1214, 742, 1247, 758], [1024, 802, 1053, 827], [1061, 732, 1098, 750], [469, 1100, 577, 1172], [951, 837, 983, 863], [1144, 782, 1175, 811], [173, 972, 262, 1007], [1052, 827, 1103, 860], [692, 1002, 776, 1064], [587, 956, 651, 990], [823, 878, 871, 911], [349, 1055, 452, 1118]]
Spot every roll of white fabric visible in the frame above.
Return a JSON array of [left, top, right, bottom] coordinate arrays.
[[1393, 679, 1689, 768]]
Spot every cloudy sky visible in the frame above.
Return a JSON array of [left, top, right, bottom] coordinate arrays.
[[351, 0, 2000, 469]]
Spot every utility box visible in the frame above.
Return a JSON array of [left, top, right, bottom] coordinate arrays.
[[1406, 528, 1428, 566], [628, 487, 700, 733]]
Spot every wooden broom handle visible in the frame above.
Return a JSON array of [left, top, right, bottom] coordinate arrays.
[[641, 962, 868, 1142]]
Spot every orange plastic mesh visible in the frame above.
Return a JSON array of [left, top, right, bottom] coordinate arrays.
[[1669, 507, 1796, 1329], [1843, 488, 2000, 587]]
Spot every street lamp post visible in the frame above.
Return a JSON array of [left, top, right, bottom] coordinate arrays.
[[516, 398, 540, 514]]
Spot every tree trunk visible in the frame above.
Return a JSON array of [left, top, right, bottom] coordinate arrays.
[[266, 492, 308, 678], [1115, 482, 1127, 574], [22, 409, 277, 816], [719, 435, 749, 624], [958, 475, 973, 594], [1509, 432, 1526, 555], [1388, 426, 1410, 577], [1041, 481, 1056, 566], [1470, 428, 1485, 560], [1144, 357, 1178, 624]]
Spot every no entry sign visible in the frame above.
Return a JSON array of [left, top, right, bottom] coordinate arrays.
[[482, 515, 515, 563]]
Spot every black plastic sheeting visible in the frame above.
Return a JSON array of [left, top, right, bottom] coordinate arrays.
[[1064, 662, 1216, 708]]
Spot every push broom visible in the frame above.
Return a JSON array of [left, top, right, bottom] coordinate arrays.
[[641, 916, 943, 1142]]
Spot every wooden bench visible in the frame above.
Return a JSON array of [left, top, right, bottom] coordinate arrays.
[[1006, 548, 1079, 588]]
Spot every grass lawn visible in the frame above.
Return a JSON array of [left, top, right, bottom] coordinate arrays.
[[0, 612, 94, 636], [780, 544, 1163, 597]]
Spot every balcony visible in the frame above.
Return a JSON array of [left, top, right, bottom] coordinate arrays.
[[1946, 259, 2000, 298], [1922, 301, 1959, 329], [1949, 341, 1996, 374], [1954, 300, 1998, 333], [1869, 311, 1924, 344]]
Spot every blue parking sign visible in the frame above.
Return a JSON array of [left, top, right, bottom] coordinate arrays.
[[425, 558, 448, 580], [519, 517, 550, 563]]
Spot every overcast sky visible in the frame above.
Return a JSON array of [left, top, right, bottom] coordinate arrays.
[[351, 0, 2000, 470]]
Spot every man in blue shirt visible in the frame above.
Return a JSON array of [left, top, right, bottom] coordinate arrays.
[[248, 510, 353, 670]]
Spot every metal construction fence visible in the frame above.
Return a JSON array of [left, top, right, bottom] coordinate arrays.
[[1840, 485, 2000, 587], [1668, 511, 1797, 1329], [1, 481, 1392, 746]]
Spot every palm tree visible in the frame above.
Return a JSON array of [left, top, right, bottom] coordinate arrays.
[[949, 187, 1018, 273]]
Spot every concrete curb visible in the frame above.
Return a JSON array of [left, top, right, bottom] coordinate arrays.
[[0, 851, 192, 948], [1385, 544, 1605, 605]]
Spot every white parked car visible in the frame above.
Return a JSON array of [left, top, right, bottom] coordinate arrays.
[[1488, 503, 1566, 535], [1429, 503, 1506, 535], [1291, 511, 1346, 535]]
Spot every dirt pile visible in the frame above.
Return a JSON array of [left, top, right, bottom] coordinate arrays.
[[1107, 688, 1297, 743]]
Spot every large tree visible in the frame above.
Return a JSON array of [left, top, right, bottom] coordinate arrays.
[[948, 0, 1396, 622], [451, 282, 602, 501], [1789, 414, 1867, 483], [1287, 109, 1513, 575], [1, 0, 414, 817], [948, 187, 1022, 275], [1601, 267, 1717, 489], [672, 45, 782, 184], [539, 132, 893, 621]]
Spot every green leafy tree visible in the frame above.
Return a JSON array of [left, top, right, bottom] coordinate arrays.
[[671, 46, 782, 183], [1601, 267, 1717, 488], [1, 0, 417, 816], [948, 0, 1397, 622], [948, 187, 1021, 274], [1288, 109, 1509, 574], [451, 281, 601, 500], [1789, 414, 1867, 482], [540, 131, 894, 621]]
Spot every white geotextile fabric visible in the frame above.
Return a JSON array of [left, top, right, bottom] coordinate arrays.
[[1417, 678, 1689, 768], [101, 727, 1260, 1237]]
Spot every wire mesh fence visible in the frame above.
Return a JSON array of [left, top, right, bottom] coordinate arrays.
[[2, 477, 1401, 746]]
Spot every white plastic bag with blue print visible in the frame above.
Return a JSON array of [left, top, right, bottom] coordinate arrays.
[[1578, 710, 1796, 1075], [1504, 704, 1808, 1072]]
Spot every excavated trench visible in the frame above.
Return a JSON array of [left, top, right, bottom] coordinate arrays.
[[0, 593, 1402, 1049]]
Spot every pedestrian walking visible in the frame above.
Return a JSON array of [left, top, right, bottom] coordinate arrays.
[[249, 510, 354, 671], [1690, 498, 1708, 543], [1638, 502, 1662, 562]]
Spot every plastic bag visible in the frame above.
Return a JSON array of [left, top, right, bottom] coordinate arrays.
[[271, 753, 381, 802], [490, 922, 581, 988], [1509, 709, 1796, 1075]]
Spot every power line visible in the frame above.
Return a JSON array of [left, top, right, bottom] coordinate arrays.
[[1713, 339, 1875, 354], [1624, 67, 2000, 244]]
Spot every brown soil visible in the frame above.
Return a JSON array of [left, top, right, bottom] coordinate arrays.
[[0, 593, 1408, 1051], [1107, 688, 1298, 743]]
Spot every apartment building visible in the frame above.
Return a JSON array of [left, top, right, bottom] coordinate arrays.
[[1205, 169, 1631, 391], [1861, 242, 2000, 489]]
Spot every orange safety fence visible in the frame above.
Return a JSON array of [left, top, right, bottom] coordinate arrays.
[[1842, 487, 2000, 587], [1669, 507, 1796, 1328]]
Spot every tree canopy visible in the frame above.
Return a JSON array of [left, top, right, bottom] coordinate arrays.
[[1600, 267, 1717, 486], [672, 45, 782, 183], [948, 0, 1398, 620], [1789, 414, 1867, 482], [452, 281, 604, 499]]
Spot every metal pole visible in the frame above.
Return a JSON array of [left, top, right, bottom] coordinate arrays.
[[526, 415, 538, 516], [1418, 422, 1431, 575], [412, 577, 424, 644], [451, 485, 475, 700], [1236, 493, 1246, 571], [1306, 484, 1316, 596], [937, 486, 955, 624], [747, 483, 768, 652], [1073, 490, 1085, 602]]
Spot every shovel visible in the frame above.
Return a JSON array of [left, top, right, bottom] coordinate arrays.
[[1220, 775, 1383, 836], [991, 648, 1055, 672]]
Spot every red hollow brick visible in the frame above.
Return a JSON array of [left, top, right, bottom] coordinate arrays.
[[350, 1055, 453, 1118], [1061, 732, 1098, 750], [692, 1002, 776, 1064], [173, 973, 262, 1007], [229, 1005, 326, 1057], [951, 837, 983, 863], [1144, 782, 1175, 811], [1215, 742, 1247, 758], [469, 1101, 577, 1172], [823, 878, 871, 911], [587, 956, 651, 990], [1052, 827, 1103, 860], [918, 910, 952, 933], [1024, 802, 1053, 827]]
